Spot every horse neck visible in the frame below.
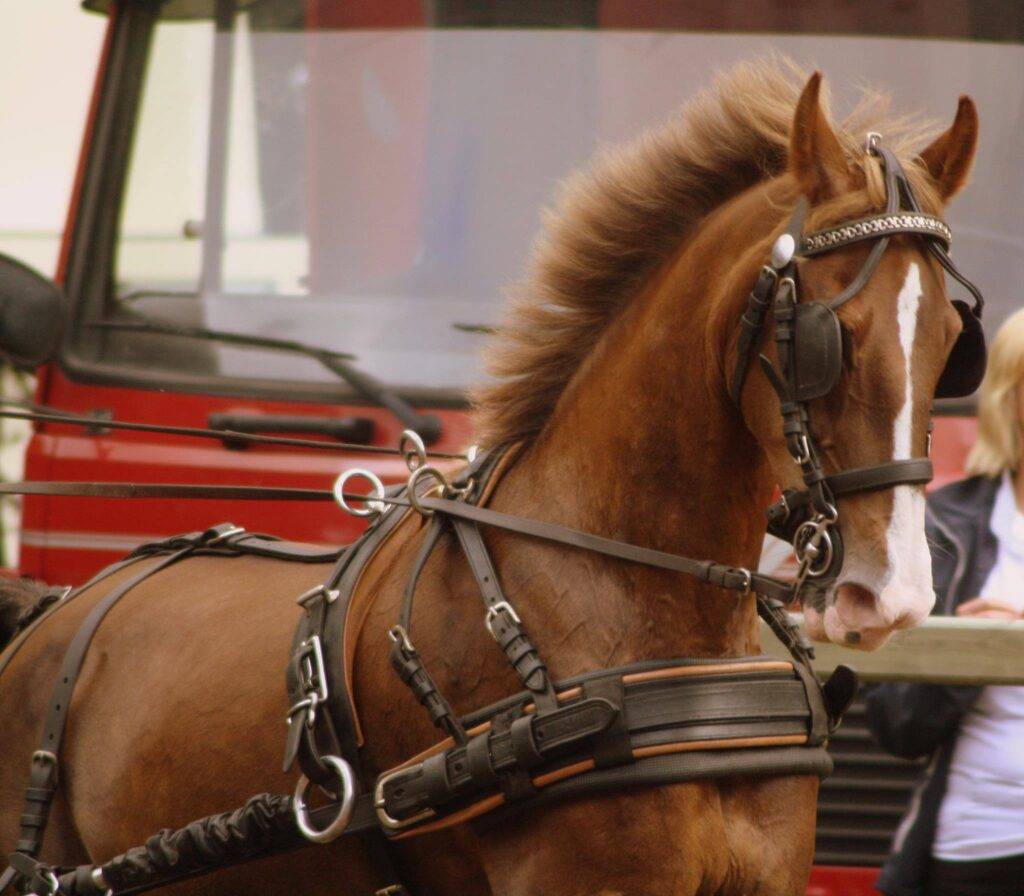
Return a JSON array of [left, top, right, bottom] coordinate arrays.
[[489, 190, 782, 664]]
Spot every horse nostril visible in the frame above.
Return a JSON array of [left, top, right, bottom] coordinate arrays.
[[833, 581, 883, 629]]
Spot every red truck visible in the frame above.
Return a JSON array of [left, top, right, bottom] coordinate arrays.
[[0, 2, 1018, 893]]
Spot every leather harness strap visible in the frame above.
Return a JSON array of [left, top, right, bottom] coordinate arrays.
[[414, 493, 792, 603], [450, 519, 557, 707], [11, 525, 241, 862], [766, 457, 934, 542], [0, 481, 796, 602]]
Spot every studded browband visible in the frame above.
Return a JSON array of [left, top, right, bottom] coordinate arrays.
[[800, 211, 952, 256]]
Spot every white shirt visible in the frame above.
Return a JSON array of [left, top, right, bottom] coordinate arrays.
[[933, 473, 1024, 860]]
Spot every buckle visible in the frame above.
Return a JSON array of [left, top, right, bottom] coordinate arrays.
[[203, 523, 245, 545], [296, 584, 340, 610], [373, 766, 436, 833], [484, 601, 521, 639], [387, 625, 415, 656], [286, 636, 329, 728], [30, 750, 58, 787]]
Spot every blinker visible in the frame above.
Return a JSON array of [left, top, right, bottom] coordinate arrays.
[[793, 302, 843, 402], [935, 299, 987, 398]]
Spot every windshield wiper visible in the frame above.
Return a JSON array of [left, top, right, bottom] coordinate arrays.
[[88, 317, 443, 443]]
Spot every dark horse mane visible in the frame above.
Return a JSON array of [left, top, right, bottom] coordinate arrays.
[[472, 56, 941, 448], [0, 578, 48, 651]]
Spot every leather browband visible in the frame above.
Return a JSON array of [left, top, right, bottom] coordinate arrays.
[[799, 211, 951, 256]]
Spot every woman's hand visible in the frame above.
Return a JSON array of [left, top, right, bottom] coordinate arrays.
[[956, 596, 1024, 620]]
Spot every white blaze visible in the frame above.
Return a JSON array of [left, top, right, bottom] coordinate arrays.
[[880, 262, 932, 622]]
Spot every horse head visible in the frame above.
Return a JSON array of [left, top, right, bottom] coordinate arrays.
[[735, 73, 980, 649]]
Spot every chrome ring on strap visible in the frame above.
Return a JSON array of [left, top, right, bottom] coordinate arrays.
[[293, 754, 356, 844], [333, 468, 386, 518], [407, 465, 451, 517], [794, 519, 835, 578], [399, 429, 428, 472]]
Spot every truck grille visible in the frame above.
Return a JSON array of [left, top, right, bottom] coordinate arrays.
[[816, 698, 926, 866]]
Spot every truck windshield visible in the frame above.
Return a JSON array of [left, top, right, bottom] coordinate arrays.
[[79, 2, 1024, 401]]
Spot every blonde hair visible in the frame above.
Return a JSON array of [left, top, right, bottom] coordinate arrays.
[[966, 308, 1024, 477]]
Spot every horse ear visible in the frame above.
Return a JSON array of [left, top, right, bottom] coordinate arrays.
[[789, 72, 852, 203], [918, 96, 979, 202]]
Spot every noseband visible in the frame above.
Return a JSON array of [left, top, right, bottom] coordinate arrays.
[[730, 135, 986, 599]]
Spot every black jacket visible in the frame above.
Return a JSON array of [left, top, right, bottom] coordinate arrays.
[[866, 474, 1000, 896]]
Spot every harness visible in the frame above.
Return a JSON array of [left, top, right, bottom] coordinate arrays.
[[0, 139, 986, 896]]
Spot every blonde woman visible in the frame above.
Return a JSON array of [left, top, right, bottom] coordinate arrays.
[[868, 307, 1024, 896]]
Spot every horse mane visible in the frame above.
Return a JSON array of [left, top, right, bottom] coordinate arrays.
[[471, 56, 941, 448]]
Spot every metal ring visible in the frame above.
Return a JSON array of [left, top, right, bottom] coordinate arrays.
[[794, 521, 834, 578], [388, 625, 415, 654], [304, 692, 319, 729], [333, 468, 386, 518], [864, 131, 882, 154], [293, 755, 356, 844], [406, 465, 450, 517], [399, 429, 428, 472]]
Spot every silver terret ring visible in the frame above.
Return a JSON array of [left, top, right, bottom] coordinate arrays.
[[293, 754, 356, 844], [333, 468, 386, 518]]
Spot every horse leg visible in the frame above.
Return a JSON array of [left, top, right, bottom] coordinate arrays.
[[716, 776, 819, 896], [474, 779, 817, 896], [474, 788, 727, 896]]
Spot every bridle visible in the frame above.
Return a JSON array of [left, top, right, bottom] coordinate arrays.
[[729, 134, 986, 599]]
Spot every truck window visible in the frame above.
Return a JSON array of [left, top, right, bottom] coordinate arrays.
[[66, 2, 1023, 408]]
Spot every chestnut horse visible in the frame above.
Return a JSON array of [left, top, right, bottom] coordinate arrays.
[[0, 61, 979, 895]]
